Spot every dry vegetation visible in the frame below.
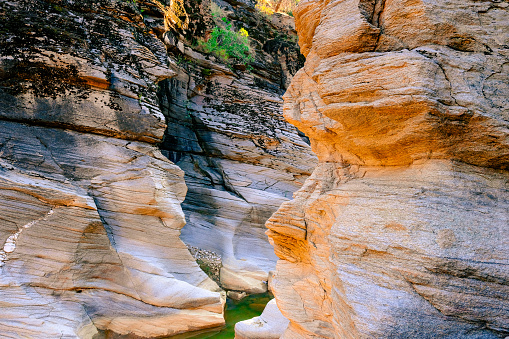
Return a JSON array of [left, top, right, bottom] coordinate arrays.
[[256, 0, 300, 16]]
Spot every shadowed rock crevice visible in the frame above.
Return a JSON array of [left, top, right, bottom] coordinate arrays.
[[358, 0, 385, 28], [155, 0, 317, 295]]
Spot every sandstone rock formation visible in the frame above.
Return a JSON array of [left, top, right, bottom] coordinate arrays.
[[157, 0, 317, 293], [235, 298, 289, 339], [267, 0, 509, 338], [0, 0, 224, 337]]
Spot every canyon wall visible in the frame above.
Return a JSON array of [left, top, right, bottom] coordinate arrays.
[[268, 0, 509, 338], [0, 0, 224, 337], [0, 0, 313, 337], [156, 0, 316, 293]]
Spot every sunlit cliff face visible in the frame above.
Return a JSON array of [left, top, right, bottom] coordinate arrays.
[[284, 0, 508, 169], [267, 0, 509, 338]]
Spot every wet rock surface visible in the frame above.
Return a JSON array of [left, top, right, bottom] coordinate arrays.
[[268, 0, 509, 338], [235, 298, 289, 339]]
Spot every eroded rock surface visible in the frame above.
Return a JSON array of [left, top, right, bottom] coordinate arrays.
[[0, 0, 224, 337], [268, 0, 509, 338], [157, 0, 317, 293], [234, 298, 289, 339]]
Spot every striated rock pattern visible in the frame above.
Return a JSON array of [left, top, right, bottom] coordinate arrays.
[[268, 0, 509, 338], [0, 0, 224, 337], [157, 0, 317, 293]]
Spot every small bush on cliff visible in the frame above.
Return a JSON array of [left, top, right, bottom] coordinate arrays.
[[200, 20, 254, 66]]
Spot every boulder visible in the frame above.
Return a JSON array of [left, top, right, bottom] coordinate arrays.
[[235, 299, 289, 339]]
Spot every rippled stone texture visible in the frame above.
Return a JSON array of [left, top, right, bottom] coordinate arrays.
[[268, 0, 509, 338], [0, 0, 223, 337]]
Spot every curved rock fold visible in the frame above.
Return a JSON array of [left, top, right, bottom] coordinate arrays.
[[0, 0, 225, 337]]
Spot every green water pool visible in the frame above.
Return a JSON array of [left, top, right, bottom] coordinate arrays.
[[170, 293, 272, 339]]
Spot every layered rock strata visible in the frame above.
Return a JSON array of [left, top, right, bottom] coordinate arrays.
[[268, 0, 509, 338], [157, 0, 317, 293], [0, 0, 224, 337]]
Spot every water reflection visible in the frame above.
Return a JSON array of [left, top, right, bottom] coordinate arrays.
[[170, 292, 272, 339]]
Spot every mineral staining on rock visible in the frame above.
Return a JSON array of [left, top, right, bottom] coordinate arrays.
[[0, 0, 225, 337], [0, 208, 54, 267], [268, 0, 509, 338], [157, 0, 317, 294]]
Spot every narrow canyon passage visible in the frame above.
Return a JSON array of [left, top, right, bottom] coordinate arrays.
[[155, 30, 316, 295], [0, 0, 310, 337], [0, 0, 508, 338]]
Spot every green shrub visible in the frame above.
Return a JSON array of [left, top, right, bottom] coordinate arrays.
[[200, 20, 254, 65]]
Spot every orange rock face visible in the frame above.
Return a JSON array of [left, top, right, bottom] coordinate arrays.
[[268, 0, 509, 337]]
